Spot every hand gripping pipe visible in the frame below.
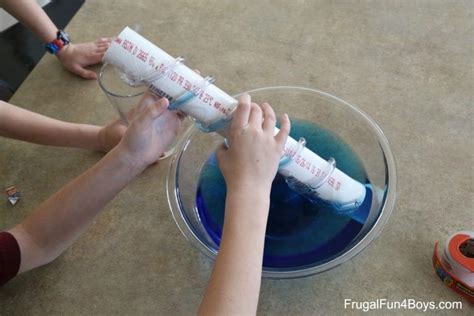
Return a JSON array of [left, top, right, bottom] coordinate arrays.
[[103, 27, 367, 215]]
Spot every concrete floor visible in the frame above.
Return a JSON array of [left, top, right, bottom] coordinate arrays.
[[0, 0, 473, 315]]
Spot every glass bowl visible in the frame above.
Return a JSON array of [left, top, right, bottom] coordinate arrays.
[[166, 86, 396, 278]]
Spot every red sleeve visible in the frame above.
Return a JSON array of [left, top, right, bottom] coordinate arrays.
[[0, 231, 21, 286]]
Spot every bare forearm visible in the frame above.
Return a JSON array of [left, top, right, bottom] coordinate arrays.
[[199, 188, 270, 316], [1, 0, 57, 42], [0, 100, 102, 150], [9, 145, 145, 273]]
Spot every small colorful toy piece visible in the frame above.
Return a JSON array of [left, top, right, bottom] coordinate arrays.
[[5, 186, 20, 206]]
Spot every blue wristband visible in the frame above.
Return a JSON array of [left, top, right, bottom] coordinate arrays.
[[45, 42, 60, 54]]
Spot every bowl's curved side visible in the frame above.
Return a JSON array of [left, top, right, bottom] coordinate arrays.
[[166, 126, 219, 259]]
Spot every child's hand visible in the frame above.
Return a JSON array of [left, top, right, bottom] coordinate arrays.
[[56, 38, 111, 79], [199, 95, 290, 315], [97, 117, 127, 153], [96, 70, 200, 153], [116, 94, 182, 169], [216, 94, 290, 193], [97, 104, 140, 153]]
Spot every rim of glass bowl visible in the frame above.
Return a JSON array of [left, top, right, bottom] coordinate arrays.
[[98, 63, 146, 99], [166, 86, 397, 279]]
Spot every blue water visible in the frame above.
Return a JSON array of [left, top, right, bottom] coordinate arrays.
[[196, 119, 374, 268]]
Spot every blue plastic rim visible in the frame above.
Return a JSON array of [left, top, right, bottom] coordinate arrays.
[[166, 86, 397, 279]]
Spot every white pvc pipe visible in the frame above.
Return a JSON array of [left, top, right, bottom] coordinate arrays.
[[103, 27, 366, 211]]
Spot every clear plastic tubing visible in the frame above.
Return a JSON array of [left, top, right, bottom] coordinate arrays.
[[103, 27, 366, 212]]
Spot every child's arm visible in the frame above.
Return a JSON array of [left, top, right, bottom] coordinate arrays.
[[7, 95, 181, 273], [0, 0, 110, 79], [0, 0, 58, 44], [198, 94, 290, 316], [0, 100, 125, 152]]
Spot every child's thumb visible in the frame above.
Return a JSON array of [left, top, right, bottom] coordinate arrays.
[[75, 66, 97, 79], [142, 98, 169, 122]]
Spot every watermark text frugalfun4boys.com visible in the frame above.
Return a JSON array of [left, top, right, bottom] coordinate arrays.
[[344, 298, 463, 312]]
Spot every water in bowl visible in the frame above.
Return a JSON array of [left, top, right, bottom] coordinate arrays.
[[196, 119, 374, 268]]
